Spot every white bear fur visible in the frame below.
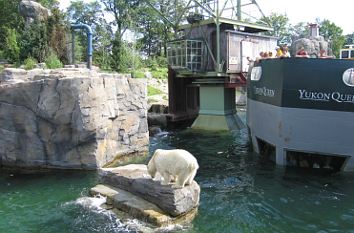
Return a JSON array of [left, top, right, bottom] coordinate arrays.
[[147, 149, 199, 188]]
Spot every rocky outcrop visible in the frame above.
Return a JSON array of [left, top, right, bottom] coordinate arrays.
[[91, 164, 200, 226], [0, 68, 149, 170], [98, 164, 200, 217], [291, 36, 332, 57], [19, 0, 51, 23]]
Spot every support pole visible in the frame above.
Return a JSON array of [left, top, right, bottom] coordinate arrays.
[[71, 31, 75, 65], [216, 0, 221, 72], [237, 0, 242, 21]]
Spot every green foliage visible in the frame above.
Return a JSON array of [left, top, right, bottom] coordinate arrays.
[[147, 85, 163, 96], [112, 41, 142, 72], [23, 57, 37, 70], [45, 52, 63, 69], [37, 0, 59, 8], [289, 22, 309, 41], [260, 13, 290, 40], [20, 21, 48, 63], [319, 19, 346, 57], [132, 70, 145, 79], [47, 8, 68, 64], [345, 33, 354, 45], [145, 56, 167, 70], [3, 28, 20, 63], [0, 0, 24, 52], [151, 67, 168, 79]]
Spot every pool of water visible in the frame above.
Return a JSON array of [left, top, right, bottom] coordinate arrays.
[[1, 118, 354, 232]]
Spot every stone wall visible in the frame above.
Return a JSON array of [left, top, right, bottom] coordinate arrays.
[[0, 68, 149, 170]]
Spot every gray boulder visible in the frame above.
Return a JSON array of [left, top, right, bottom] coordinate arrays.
[[98, 164, 200, 217], [19, 0, 51, 22]]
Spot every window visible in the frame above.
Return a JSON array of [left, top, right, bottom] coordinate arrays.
[[342, 68, 354, 86], [250, 67, 262, 81], [351, 50, 354, 58], [341, 50, 349, 59]]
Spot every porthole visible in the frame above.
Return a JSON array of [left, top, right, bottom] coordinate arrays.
[[342, 68, 354, 87], [250, 66, 262, 81]]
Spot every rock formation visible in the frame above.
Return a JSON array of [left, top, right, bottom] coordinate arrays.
[[0, 68, 149, 170], [19, 0, 51, 23], [291, 36, 332, 57], [91, 164, 200, 226]]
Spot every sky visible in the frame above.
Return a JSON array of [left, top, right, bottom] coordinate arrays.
[[59, 0, 354, 34]]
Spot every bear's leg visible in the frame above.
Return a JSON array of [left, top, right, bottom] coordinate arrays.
[[161, 172, 171, 185], [172, 172, 190, 188], [185, 169, 197, 185]]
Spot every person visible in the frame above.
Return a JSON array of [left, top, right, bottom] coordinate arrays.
[[295, 47, 309, 58], [281, 45, 290, 57], [275, 46, 283, 57], [319, 49, 334, 58]]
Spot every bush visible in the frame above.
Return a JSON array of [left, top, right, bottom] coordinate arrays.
[[4, 28, 20, 63], [145, 56, 167, 71], [23, 57, 37, 70], [45, 53, 63, 69], [147, 85, 163, 96]]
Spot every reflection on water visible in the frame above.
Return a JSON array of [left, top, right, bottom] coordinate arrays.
[[1, 120, 354, 232]]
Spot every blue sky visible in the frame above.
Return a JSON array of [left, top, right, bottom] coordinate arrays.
[[59, 0, 354, 34]]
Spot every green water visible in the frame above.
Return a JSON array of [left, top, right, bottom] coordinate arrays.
[[2, 120, 354, 232]]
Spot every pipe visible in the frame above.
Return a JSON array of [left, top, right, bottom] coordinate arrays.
[[71, 23, 93, 69]]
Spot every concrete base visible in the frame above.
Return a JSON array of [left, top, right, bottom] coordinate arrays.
[[190, 84, 245, 131], [191, 113, 244, 131]]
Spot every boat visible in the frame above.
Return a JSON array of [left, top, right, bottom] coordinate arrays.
[[247, 57, 354, 171]]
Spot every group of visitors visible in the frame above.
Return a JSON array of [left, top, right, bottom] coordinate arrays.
[[295, 47, 334, 58], [258, 45, 290, 59], [255, 45, 333, 61]]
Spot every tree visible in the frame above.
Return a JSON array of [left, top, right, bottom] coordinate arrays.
[[19, 20, 49, 62], [0, 0, 24, 55], [319, 19, 345, 57], [47, 7, 68, 63], [37, 0, 59, 9], [259, 13, 290, 40], [100, 0, 141, 71], [345, 33, 354, 45], [289, 22, 309, 41], [3, 28, 20, 63]]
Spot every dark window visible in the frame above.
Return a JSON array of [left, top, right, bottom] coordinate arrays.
[[342, 50, 349, 58], [350, 50, 354, 58]]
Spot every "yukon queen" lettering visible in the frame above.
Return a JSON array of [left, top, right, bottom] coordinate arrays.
[[299, 89, 354, 103]]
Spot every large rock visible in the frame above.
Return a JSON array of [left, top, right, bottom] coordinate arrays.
[[19, 0, 51, 22], [291, 37, 332, 57], [98, 164, 200, 217], [90, 184, 198, 227], [0, 68, 149, 169]]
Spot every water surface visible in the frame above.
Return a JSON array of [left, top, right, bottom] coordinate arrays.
[[1, 117, 354, 232]]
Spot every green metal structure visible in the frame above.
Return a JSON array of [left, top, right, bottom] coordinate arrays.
[[146, 0, 273, 131]]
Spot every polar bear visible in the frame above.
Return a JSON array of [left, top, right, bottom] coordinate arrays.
[[147, 149, 199, 188]]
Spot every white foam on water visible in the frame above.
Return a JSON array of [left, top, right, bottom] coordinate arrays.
[[73, 195, 107, 210]]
